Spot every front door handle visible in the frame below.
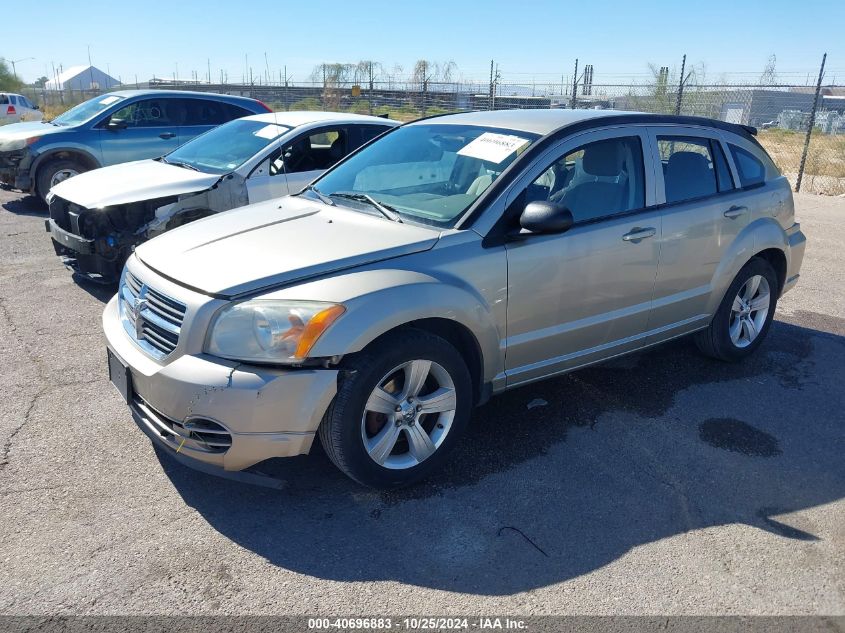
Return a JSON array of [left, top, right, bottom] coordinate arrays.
[[622, 227, 656, 243], [159, 132, 176, 139], [724, 205, 748, 219]]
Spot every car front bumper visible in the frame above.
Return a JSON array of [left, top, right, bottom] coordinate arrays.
[[103, 295, 339, 471], [47, 217, 127, 281]]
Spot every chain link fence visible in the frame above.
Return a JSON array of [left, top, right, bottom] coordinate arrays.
[[20, 73, 845, 196]]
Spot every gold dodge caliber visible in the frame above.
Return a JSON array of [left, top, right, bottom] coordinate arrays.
[[103, 109, 805, 489]]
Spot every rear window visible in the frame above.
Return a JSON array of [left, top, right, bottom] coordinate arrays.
[[729, 144, 768, 188], [223, 103, 254, 120], [0, 94, 8, 105]]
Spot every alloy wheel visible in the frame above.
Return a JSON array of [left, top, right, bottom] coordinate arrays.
[[360, 359, 457, 470], [49, 168, 79, 188], [729, 274, 771, 348]]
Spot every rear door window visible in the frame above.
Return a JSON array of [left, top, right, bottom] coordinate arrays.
[[657, 136, 718, 203], [182, 99, 249, 126], [729, 144, 767, 188]]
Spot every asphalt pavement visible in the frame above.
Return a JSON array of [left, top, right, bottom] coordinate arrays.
[[0, 188, 842, 615]]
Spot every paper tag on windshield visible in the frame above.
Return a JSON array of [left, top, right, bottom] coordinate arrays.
[[99, 96, 120, 105], [457, 132, 529, 163], [254, 124, 287, 140]]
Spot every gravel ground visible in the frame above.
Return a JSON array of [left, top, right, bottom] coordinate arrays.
[[0, 188, 842, 615]]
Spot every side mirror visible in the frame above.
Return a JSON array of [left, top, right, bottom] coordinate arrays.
[[518, 201, 574, 235], [107, 119, 127, 131], [33, 105, 40, 110]]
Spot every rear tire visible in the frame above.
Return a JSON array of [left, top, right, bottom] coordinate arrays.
[[318, 328, 472, 489], [694, 257, 779, 362], [36, 159, 86, 203]]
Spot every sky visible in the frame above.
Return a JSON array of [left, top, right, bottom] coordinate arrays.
[[4, 0, 845, 86]]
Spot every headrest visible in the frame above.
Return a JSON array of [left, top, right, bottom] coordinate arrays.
[[666, 151, 710, 175], [293, 136, 311, 152], [582, 141, 623, 177]]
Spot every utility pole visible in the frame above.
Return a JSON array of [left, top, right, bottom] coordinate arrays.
[[796, 53, 827, 192], [10, 57, 34, 81], [570, 58, 579, 109], [674, 54, 686, 115], [87, 46, 95, 91]]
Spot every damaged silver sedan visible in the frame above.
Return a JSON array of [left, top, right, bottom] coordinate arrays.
[[46, 111, 397, 281]]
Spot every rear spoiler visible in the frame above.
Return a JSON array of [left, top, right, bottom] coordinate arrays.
[[739, 124, 758, 136]]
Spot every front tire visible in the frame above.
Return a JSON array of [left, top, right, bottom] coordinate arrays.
[[695, 257, 779, 361], [319, 328, 472, 489], [36, 159, 86, 203]]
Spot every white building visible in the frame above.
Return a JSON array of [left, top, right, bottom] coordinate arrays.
[[45, 65, 120, 91]]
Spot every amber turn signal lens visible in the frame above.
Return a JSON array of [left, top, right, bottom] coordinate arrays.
[[294, 304, 346, 359]]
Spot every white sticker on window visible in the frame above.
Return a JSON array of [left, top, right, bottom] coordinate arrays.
[[253, 124, 287, 140], [99, 96, 120, 105], [457, 132, 529, 164]]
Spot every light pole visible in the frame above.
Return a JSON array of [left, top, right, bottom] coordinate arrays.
[[10, 57, 35, 81]]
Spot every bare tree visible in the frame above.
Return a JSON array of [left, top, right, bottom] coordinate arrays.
[[355, 60, 382, 90]]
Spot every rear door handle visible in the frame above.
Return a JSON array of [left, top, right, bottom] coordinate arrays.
[[159, 132, 176, 139], [724, 205, 748, 219], [622, 227, 656, 243]]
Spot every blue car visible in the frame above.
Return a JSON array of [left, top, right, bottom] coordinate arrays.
[[0, 90, 270, 202]]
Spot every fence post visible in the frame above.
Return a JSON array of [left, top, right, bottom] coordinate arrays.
[[795, 52, 827, 193], [674, 54, 686, 115], [570, 58, 578, 109], [488, 60, 494, 111]]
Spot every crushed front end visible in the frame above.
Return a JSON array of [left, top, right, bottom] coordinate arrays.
[[0, 147, 33, 191], [47, 194, 177, 282]]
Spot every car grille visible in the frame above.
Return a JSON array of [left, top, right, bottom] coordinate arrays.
[[132, 393, 232, 454], [119, 270, 187, 359]]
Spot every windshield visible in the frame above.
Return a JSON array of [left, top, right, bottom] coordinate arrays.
[[52, 94, 125, 126], [163, 118, 291, 175], [312, 123, 539, 227]]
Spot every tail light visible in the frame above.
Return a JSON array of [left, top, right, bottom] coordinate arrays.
[[6, 105, 15, 115]]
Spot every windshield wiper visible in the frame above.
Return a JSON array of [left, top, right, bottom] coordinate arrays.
[[305, 184, 335, 206], [330, 192, 402, 223], [164, 159, 199, 171]]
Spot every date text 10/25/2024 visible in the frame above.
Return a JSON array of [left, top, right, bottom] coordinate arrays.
[[308, 617, 527, 630]]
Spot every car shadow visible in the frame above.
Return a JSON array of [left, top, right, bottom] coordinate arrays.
[[1, 193, 46, 216], [157, 312, 845, 595], [71, 272, 118, 303]]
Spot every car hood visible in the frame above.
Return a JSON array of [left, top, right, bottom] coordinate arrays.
[[0, 121, 66, 151], [136, 196, 440, 297], [49, 159, 221, 209]]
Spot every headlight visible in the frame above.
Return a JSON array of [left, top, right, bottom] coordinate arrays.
[[206, 300, 345, 364], [0, 137, 39, 152]]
